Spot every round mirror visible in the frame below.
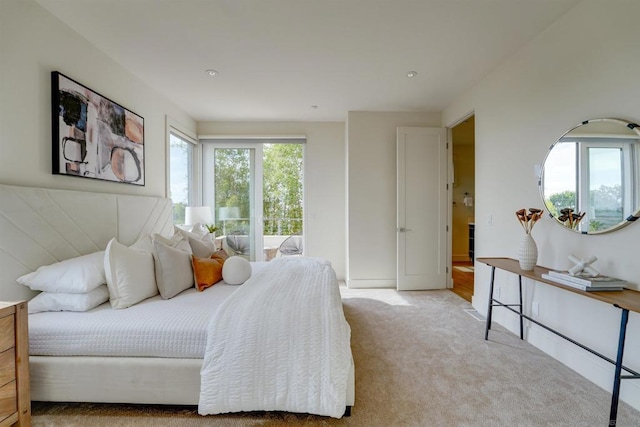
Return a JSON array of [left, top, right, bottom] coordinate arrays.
[[540, 118, 640, 234]]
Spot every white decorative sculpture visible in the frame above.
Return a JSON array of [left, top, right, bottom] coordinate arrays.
[[568, 255, 599, 277]]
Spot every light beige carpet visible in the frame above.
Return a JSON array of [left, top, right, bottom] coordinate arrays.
[[32, 288, 640, 426]]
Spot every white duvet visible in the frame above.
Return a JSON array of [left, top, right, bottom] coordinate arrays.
[[28, 284, 240, 358], [198, 257, 352, 418]]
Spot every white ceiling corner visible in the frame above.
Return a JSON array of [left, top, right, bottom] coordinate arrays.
[[34, 0, 580, 122]]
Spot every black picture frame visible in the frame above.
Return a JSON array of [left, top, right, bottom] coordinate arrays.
[[51, 71, 145, 185]]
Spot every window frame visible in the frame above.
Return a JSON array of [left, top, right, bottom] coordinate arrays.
[[556, 137, 637, 230], [199, 136, 306, 261], [166, 118, 199, 225]]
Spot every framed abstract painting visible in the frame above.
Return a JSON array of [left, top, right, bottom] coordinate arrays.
[[51, 71, 145, 185]]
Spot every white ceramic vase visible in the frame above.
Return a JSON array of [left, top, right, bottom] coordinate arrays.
[[518, 233, 538, 270]]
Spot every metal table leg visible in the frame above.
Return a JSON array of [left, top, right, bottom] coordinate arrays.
[[518, 275, 524, 340], [609, 308, 629, 426], [484, 266, 496, 340]]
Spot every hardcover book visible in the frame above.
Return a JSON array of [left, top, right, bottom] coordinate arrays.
[[542, 273, 625, 291], [548, 271, 627, 287]]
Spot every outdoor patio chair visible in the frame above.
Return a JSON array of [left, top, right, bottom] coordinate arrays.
[[278, 235, 303, 257], [226, 233, 250, 257]]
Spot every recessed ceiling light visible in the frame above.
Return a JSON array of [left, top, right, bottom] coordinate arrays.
[[406, 71, 418, 78], [205, 69, 218, 76]]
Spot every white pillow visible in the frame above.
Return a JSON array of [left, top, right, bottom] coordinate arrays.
[[152, 239, 194, 299], [192, 222, 210, 235], [17, 251, 106, 293], [188, 236, 217, 258], [130, 234, 155, 253], [28, 285, 110, 314], [174, 224, 213, 243], [222, 256, 252, 285], [153, 232, 192, 254], [104, 238, 158, 309]]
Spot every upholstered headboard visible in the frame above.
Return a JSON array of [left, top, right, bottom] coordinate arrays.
[[0, 184, 173, 302]]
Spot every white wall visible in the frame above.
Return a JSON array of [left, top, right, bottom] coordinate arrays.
[[197, 121, 346, 280], [0, 0, 196, 197], [346, 111, 441, 288], [443, 0, 640, 410]]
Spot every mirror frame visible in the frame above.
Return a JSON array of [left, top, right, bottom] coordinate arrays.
[[539, 118, 640, 235]]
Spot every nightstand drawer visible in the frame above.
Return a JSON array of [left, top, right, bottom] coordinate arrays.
[[0, 315, 13, 354], [0, 349, 15, 389], [0, 380, 17, 422], [0, 302, 29, 426]]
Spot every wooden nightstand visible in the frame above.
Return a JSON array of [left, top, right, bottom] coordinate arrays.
[[0, 302, 30, 427]]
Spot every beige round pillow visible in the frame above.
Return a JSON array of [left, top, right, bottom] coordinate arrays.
[[222, 256, 252, 285]]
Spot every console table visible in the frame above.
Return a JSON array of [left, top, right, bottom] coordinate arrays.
[[478, 257, 640, 426]]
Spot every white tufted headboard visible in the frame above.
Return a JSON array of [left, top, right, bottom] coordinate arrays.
[[0, 184, 173, 302]]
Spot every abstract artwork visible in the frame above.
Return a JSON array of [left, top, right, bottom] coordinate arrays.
[[51, 71, 145, 185]]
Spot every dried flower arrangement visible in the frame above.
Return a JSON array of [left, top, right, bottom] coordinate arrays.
[[557, 208, 585, 229], [515, 208, 543, 234]]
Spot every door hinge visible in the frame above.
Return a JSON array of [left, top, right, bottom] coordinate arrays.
[[446, 183, 449, 190], [446, 142, 449, 149], [446, 225, 449, 232], [446, 266, 449, 273]]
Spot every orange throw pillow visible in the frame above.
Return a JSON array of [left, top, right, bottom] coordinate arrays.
[[212, 249, 229, 264], [191, 256, 224, 291]]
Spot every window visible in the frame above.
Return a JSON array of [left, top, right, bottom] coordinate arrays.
[[262, 143, 304, 237], [201, 138, 305, 261], [544, 138, 637, 232], [169, 130, 196, 225]]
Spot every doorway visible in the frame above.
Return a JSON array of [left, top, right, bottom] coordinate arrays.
[[201, 139, 305, 261], [450, 116, 475, 302]]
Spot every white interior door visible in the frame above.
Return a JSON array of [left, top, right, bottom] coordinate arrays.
[[397, 127, 448, 290]]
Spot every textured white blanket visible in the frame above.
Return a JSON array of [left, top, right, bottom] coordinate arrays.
[[198, 257, 352, 418]]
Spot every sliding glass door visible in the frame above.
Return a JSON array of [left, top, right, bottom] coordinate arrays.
[[211, 146, 259, 260], [202, 140, 304, 261]]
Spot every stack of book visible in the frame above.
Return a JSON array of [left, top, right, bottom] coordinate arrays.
[[541, 271, 628, 291]]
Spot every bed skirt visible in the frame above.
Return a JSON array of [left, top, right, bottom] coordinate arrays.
[[30, 356, 355, 409]]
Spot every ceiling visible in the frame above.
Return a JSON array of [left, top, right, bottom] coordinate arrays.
[[35, 0, 579, 122]]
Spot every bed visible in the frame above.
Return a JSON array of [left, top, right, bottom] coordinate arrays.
[[0, 183, 354, 418]]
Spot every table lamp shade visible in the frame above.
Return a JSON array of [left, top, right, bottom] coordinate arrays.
[[218, 207, 240, 220], [185, 206, 213, 225]]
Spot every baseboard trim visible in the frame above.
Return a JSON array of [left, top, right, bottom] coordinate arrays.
[[347, 279, 396, 289], [452, 254, 471, 262]]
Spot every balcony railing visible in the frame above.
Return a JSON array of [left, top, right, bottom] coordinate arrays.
[[214, 217, 303, 262], [217, 217, 302, 236]]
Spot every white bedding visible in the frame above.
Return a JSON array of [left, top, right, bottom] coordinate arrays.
[[199, 257, 352, 418], [29, 264, 270, 358], [1, 185, 355, 413]]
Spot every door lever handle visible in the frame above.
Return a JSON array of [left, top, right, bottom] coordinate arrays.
[[397, 227, 412, 232]]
